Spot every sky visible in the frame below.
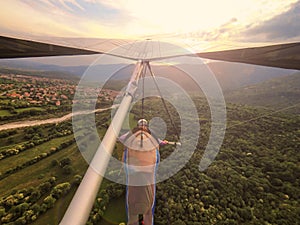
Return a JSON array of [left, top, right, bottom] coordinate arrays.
[[0, 0, 299, 43]]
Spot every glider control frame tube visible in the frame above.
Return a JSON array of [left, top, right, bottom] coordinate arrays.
[[60, 60, 146, 225]]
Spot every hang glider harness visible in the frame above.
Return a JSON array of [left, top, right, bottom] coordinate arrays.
[[124, 61, 180, 225]]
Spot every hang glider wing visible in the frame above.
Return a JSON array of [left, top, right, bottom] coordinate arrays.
[[0, 35, 99, 58], [196, 42, 300, 70], [0, 35, 299, 70]]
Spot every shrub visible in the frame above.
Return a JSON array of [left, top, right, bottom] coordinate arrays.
[[72, 174, 82, 186], [51, 182, 71, 199], [43, 195, 56, 209], [59, 157, 71, 167], [62, 165, 74, 175], [51, 159, 59, 167]]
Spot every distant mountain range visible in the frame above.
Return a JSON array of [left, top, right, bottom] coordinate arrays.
[[0, 59, 86, 78], [225, 72, 300, 114], [1, 59, 298, 113], [0, 59, 295, 90], [208, 61, 296, 90]]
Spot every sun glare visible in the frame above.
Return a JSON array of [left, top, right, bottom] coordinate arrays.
[[123, 0, 240, 34], [102, 0, 298, 39]]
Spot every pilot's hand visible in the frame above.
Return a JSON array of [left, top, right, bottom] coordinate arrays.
[[162, 140, 169, 145]]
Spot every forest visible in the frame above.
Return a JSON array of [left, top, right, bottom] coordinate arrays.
[[0, 92, 299, 224]]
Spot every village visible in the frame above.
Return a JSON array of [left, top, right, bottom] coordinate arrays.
[[0, 74, 119, 106]]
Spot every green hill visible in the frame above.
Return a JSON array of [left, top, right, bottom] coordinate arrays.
[[0, 66, 79, 81], [225, 72, 300, 114]]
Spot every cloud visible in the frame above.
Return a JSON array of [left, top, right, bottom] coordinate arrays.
[[1, 0, 299, 42], [176, 0, 299, 48], [242, 1, 300, 42], [0, 0, 132, 38], [186, 18, 240, 42]]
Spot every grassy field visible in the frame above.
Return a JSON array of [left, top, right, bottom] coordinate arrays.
[[15, 107, 45, 113], [0, 109, 11, 116], [0, 141, 84, 197], [0, 108, 128, 225], [30, 186, 78, 225], [0, 135, 74, 174], [99, 197, 127, 225]]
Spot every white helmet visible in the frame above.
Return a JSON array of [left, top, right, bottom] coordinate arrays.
[[137, 119, 148, 126]]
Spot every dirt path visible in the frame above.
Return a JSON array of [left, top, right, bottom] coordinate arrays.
[[0, 106, 115, 131]]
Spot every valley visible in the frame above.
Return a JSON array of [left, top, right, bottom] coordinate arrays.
[[0, 64, 299, 225]]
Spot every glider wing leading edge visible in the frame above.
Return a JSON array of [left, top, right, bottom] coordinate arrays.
[[0, 35, 299, 70]]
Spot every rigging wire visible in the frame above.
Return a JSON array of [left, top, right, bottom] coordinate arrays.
[[146, 62, 181, 141], [140, 62, 148, 147], [141, 65, 147, 120]]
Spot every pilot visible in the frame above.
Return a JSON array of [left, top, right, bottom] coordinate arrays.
[[119, 119, 168, 225]]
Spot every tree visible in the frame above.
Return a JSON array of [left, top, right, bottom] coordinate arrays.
[[51, 159, 59, 167], [3, 195, 17, 207], [14, 216, 26, 225], [43, 195, 56, 209], [51, 182, 71, 199], [0, 207, 5, 217], [39, 181, 52, 194], [30, 203, 40, 214], [72, 175, 82, 186], [62, 165, 74, 175], [15, 203, 29, 216], [23, 209, 34, 221], [173, 219, 186, 225], [40, 203, 48, 213], [1, 213, 13, 223], [59, 157, 71, 167], [28, 190, 41, 203]]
